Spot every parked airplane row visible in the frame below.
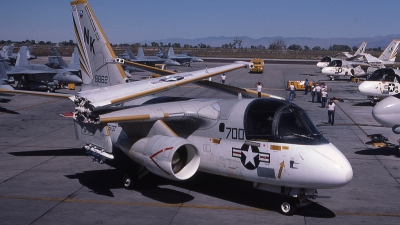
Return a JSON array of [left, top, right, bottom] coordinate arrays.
[[317, 40, 400, 80], [0, 0, 353, 215]]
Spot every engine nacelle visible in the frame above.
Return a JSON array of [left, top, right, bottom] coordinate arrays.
[[128, 135, 200, 181]]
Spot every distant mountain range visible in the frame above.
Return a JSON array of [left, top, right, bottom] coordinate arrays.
[[139, 34, 400, 49]]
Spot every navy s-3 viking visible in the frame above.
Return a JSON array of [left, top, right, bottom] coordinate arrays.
[[2, 0, 354, 215]]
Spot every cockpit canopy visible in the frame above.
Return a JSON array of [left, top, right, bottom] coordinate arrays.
[[366, 68, 400, 82], [244, 99, 328, 145], [320, 56, 332, 62], [327, 60, 342, 67]]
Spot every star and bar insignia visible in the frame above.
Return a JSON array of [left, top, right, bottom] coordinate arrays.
[[232, 143, 270, 170]]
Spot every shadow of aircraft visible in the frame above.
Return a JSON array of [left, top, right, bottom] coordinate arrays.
[[8, 148, 87, 157], [352, 102, 374, 107], [8, 147, 336, 217], [0, 106, 19, 114], [355, 147, 400, 157]]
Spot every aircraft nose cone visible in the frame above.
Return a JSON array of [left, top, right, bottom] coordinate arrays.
[[310, 144, 353, 188], [71, 75, 82, 84], [358, 81, 377, 95], [316, 62, 326, 68], [321, 67, 332, 75], [372, 96, 400, 127]]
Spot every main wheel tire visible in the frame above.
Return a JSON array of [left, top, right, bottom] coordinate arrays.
[[280, 200, 297, 215], [123, 172, 137, 190]]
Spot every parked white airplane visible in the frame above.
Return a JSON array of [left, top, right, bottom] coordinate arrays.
[[316, 42, 367, 68], [364, 39, 400, 68], [358, 68, 400, 103], [373, 95, 400, 135], [322, 40, 400, 80], [0, 0, 353, 215]]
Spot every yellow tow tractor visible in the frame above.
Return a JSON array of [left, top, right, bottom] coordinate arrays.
[[249, 58, 264, 73]]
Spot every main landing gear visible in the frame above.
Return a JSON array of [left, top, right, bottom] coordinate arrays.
[[122, 166, 149, 190]]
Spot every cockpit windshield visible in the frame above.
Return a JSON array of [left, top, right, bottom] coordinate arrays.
[[366, 69, 399, 82], [320, 56, 331, 62], [327, 60, 342, 67], [244, 99, 328, 145]]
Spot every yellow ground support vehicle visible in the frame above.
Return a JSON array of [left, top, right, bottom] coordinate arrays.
[[287, 80, 313, 91], [249, 58, 264, 73]]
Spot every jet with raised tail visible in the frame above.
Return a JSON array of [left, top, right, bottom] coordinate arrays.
[[1, 0, 353, 215]]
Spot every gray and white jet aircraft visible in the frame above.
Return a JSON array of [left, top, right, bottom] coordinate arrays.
[[157, 47, 203, 67], [0, 0, 353, 215], [118, 47, 180, 67], [1, 46, 82, 92], [0, 45, 36, 65], [46, 47, 82, 77]]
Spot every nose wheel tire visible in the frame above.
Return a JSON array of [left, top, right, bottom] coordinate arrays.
[[280, 200, 297, 215]]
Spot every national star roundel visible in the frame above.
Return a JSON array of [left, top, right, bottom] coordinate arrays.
[[232, 143, 270, 170]]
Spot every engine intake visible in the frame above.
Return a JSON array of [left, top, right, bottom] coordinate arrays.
[[128, 135, 200, 180]]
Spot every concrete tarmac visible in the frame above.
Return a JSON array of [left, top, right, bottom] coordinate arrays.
[[0, 61, 399, 224]]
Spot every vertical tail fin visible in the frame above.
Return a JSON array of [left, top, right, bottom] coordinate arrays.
[[50, 47, 69, 67], [70, 0, 128, 91], [354, 42, 367, 56], [70, 47, 80, 67], [168, 47, 176, 56], [125, 47, 137, 59], [137, 47, 145, 58], [379, 39, 400, 62], [15, 46, 28, 66]]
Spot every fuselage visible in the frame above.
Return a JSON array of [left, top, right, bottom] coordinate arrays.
[[358, 68, 400, 96], [105, 98, 353, 189]]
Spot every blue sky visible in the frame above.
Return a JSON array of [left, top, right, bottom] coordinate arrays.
[[1, 0, 399, 44]]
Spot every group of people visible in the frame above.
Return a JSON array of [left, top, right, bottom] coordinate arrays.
[[292, 79, 336, 125], [310, 81, 335, 125]]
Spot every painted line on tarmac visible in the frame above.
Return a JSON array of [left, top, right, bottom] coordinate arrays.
[[1, 195, 400, 217]]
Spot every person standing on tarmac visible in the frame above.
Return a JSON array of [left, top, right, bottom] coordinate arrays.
[[321, 88, 328, 108], [311, 86, 316, 103], [304, 79, 309, 95], [288, 82, 295, 101], [255, 81, 264, 98], [327, 100, 335, 125], [315, 83, 321, 103], [220, 73, 226, 84]]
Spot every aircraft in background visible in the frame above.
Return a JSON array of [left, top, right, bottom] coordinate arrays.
[[321, 40, 400, 80], [0, 45, 36, 65], [46, 47, 81, 77], [372, 94, 400, 152], [316, 42, 367, 68], [1, 46, 82, 92], [118, 47, 180, 67], [364, 39, 400, 68], [0, 61, 14, 92], [358, 68, 400, 103], [157, 47, 203, 67], [0, 0, 353, 215]]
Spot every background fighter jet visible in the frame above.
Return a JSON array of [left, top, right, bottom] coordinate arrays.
[[46, 47, 81, 77], [0, 45, 36, 65], [157, 47, 203, 67], [118, 47, 180, 67], [1, 46, 82, 92]]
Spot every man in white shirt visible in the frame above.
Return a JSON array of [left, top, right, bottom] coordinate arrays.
[[255, 81, 264, 98], [220, 74, 226, 84], [288, 82, 295, 101]]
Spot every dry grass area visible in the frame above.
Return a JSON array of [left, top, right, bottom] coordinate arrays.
[[29, 45, 383, 60]]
